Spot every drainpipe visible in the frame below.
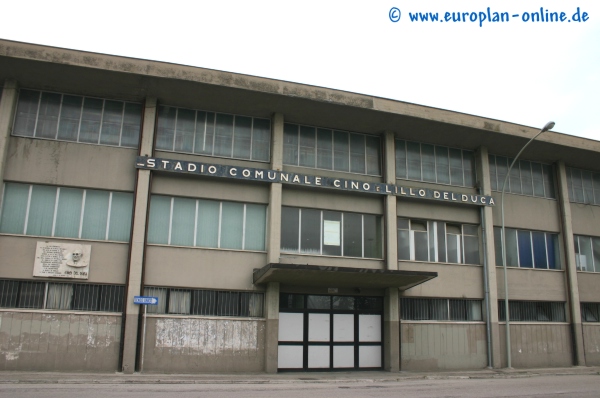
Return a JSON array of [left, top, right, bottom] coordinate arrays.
[[480, 188, 493, 369]]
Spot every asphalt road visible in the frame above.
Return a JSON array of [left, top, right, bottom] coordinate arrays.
[[2, 375, 600, 398]]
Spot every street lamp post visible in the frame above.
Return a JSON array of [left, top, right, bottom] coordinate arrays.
[[501, 121, 555, 369]]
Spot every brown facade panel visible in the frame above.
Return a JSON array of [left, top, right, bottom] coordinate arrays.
[[582, 324, 600, 365], [498, 324, 573, 368]]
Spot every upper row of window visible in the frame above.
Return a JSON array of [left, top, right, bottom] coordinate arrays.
[[10, 89, 599, 204]]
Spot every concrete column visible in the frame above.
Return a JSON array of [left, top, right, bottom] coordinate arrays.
[[121, 97, 157, 373], [0, 79, 18, 207], [264, 113, 284, 372], [383, 287, 400, 371], [266, 113, 284, 265], [264, 282, 280, 373], [476, 146, 502, 368], [384, 131, 398, 271], [556, 161, 586, 366]]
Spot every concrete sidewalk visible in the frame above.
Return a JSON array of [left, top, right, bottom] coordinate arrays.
[[0, 366, 599, 385]]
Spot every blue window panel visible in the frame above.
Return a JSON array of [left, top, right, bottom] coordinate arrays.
[[517, 230, 533, 268]]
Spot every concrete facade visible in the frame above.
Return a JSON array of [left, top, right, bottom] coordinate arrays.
[[0, 39, 599, 373]]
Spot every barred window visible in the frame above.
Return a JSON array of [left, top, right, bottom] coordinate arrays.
[[581, 303, 600, 322], [281, 207, 383, 259], [401, 298, 482, 321], [0, 279, 124, 312], [12, 89, 142, 148], [493, 227, 561, 270], [397, 218, 480, 264], [156, 105, 271, 162], [489, 155, 555, 199], [566, 167, 600, 205], [283, 123, 381, 176], [396, 140, 475, 187], [144, 287, 264, 317], [498, 300, 565, 322], [0, 183, 133, 242], [147, 196, 266, 251]]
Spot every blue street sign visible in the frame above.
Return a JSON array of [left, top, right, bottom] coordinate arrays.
[[134, 296, 159, 305]]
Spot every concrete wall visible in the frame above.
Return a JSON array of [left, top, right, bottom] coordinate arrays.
[[399, 263, 483, 299], [0, 236, 129, 284], [0, 311, 121, 371], [570, 203, 600, 236], [577, 273, 600, 302], [144, 246, 266, 290], [498, 323, 573, 368], [142, 316, 265, 373], [400, 322, 487, 371], [582, 324, 600, 365], [492, 195, 560, 233], [497, 268, 567, 302], [6, 137, 136, 191]]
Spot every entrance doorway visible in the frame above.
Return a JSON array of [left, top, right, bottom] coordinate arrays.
[[277, 294, 383, 371]]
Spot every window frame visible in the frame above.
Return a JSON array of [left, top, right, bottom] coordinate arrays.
[[489, 154, 556, 199], [12, 89, 142, 148], [494, 227, 561, 270], [566, 166, 600, 205], [400, 297, 483, 321], [397, 218, 480, 265]]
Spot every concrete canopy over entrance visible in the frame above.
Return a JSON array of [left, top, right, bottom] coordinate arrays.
[[253, 263, 437, 290]]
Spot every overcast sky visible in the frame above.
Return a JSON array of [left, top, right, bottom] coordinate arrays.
[[1, 0, 599, 141]]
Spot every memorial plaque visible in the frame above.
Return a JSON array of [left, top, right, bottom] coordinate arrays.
[[33, 241, 91, 279]]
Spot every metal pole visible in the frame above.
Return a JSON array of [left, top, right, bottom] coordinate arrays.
[[500, 121, 554, 368]]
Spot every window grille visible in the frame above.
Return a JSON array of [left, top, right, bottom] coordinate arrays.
[[144, 287, 264, 317], [147, 196, 266, 251], [0, 279, 124, 312], [566, 167, 600, 205], [396, 140, 475, 187], [401, 298, 482, 321], [156, 105, 271, 162], [12, 89, 142, 148], [281, 207, 383, 259], [493, 227, 561, 270], [498, 300, 566, 322], [283, 123, 382, 176], [397, 218, 480, 264], [581, 303, 600, 322], [489, 155, 555, 199], [0, 183, 133, 242]]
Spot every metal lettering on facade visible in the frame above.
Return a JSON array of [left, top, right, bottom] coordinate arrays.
[[135, 156, 495, 206]]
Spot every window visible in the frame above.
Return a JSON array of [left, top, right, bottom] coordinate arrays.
[[489, 155, 555, 199], [283, 123, 381, 176], [0, 279, 124, 312], [493, 227, 561, 269], [144, 287, 264, 317], [395, 140, 475, 187], [566, 167, 600, 205], [281, 207, 382, 259], [12, 89, 142, 148], [397, 218, 480, 264], [498, 300, 565, 322], [574, 235, 600, 272], [581, 303, 600, 322], [0, 183, 133, 242], [400, 298, 482, 321], [155, 105, 271, 162], [147, 196, 267, 251]]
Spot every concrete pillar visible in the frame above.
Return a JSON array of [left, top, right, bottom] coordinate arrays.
[[264, 282, 280, 373], [121, 97, 157, 373], [556, 161, 586, 366], [266, 113, 284, 264], [0, 79, 18, 207], [476, 146, 502, 368], [264, 113, 284, 372], [382, 131, 400, 371], [384, 131, 398, 271], [383, 287, 400, 371]]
